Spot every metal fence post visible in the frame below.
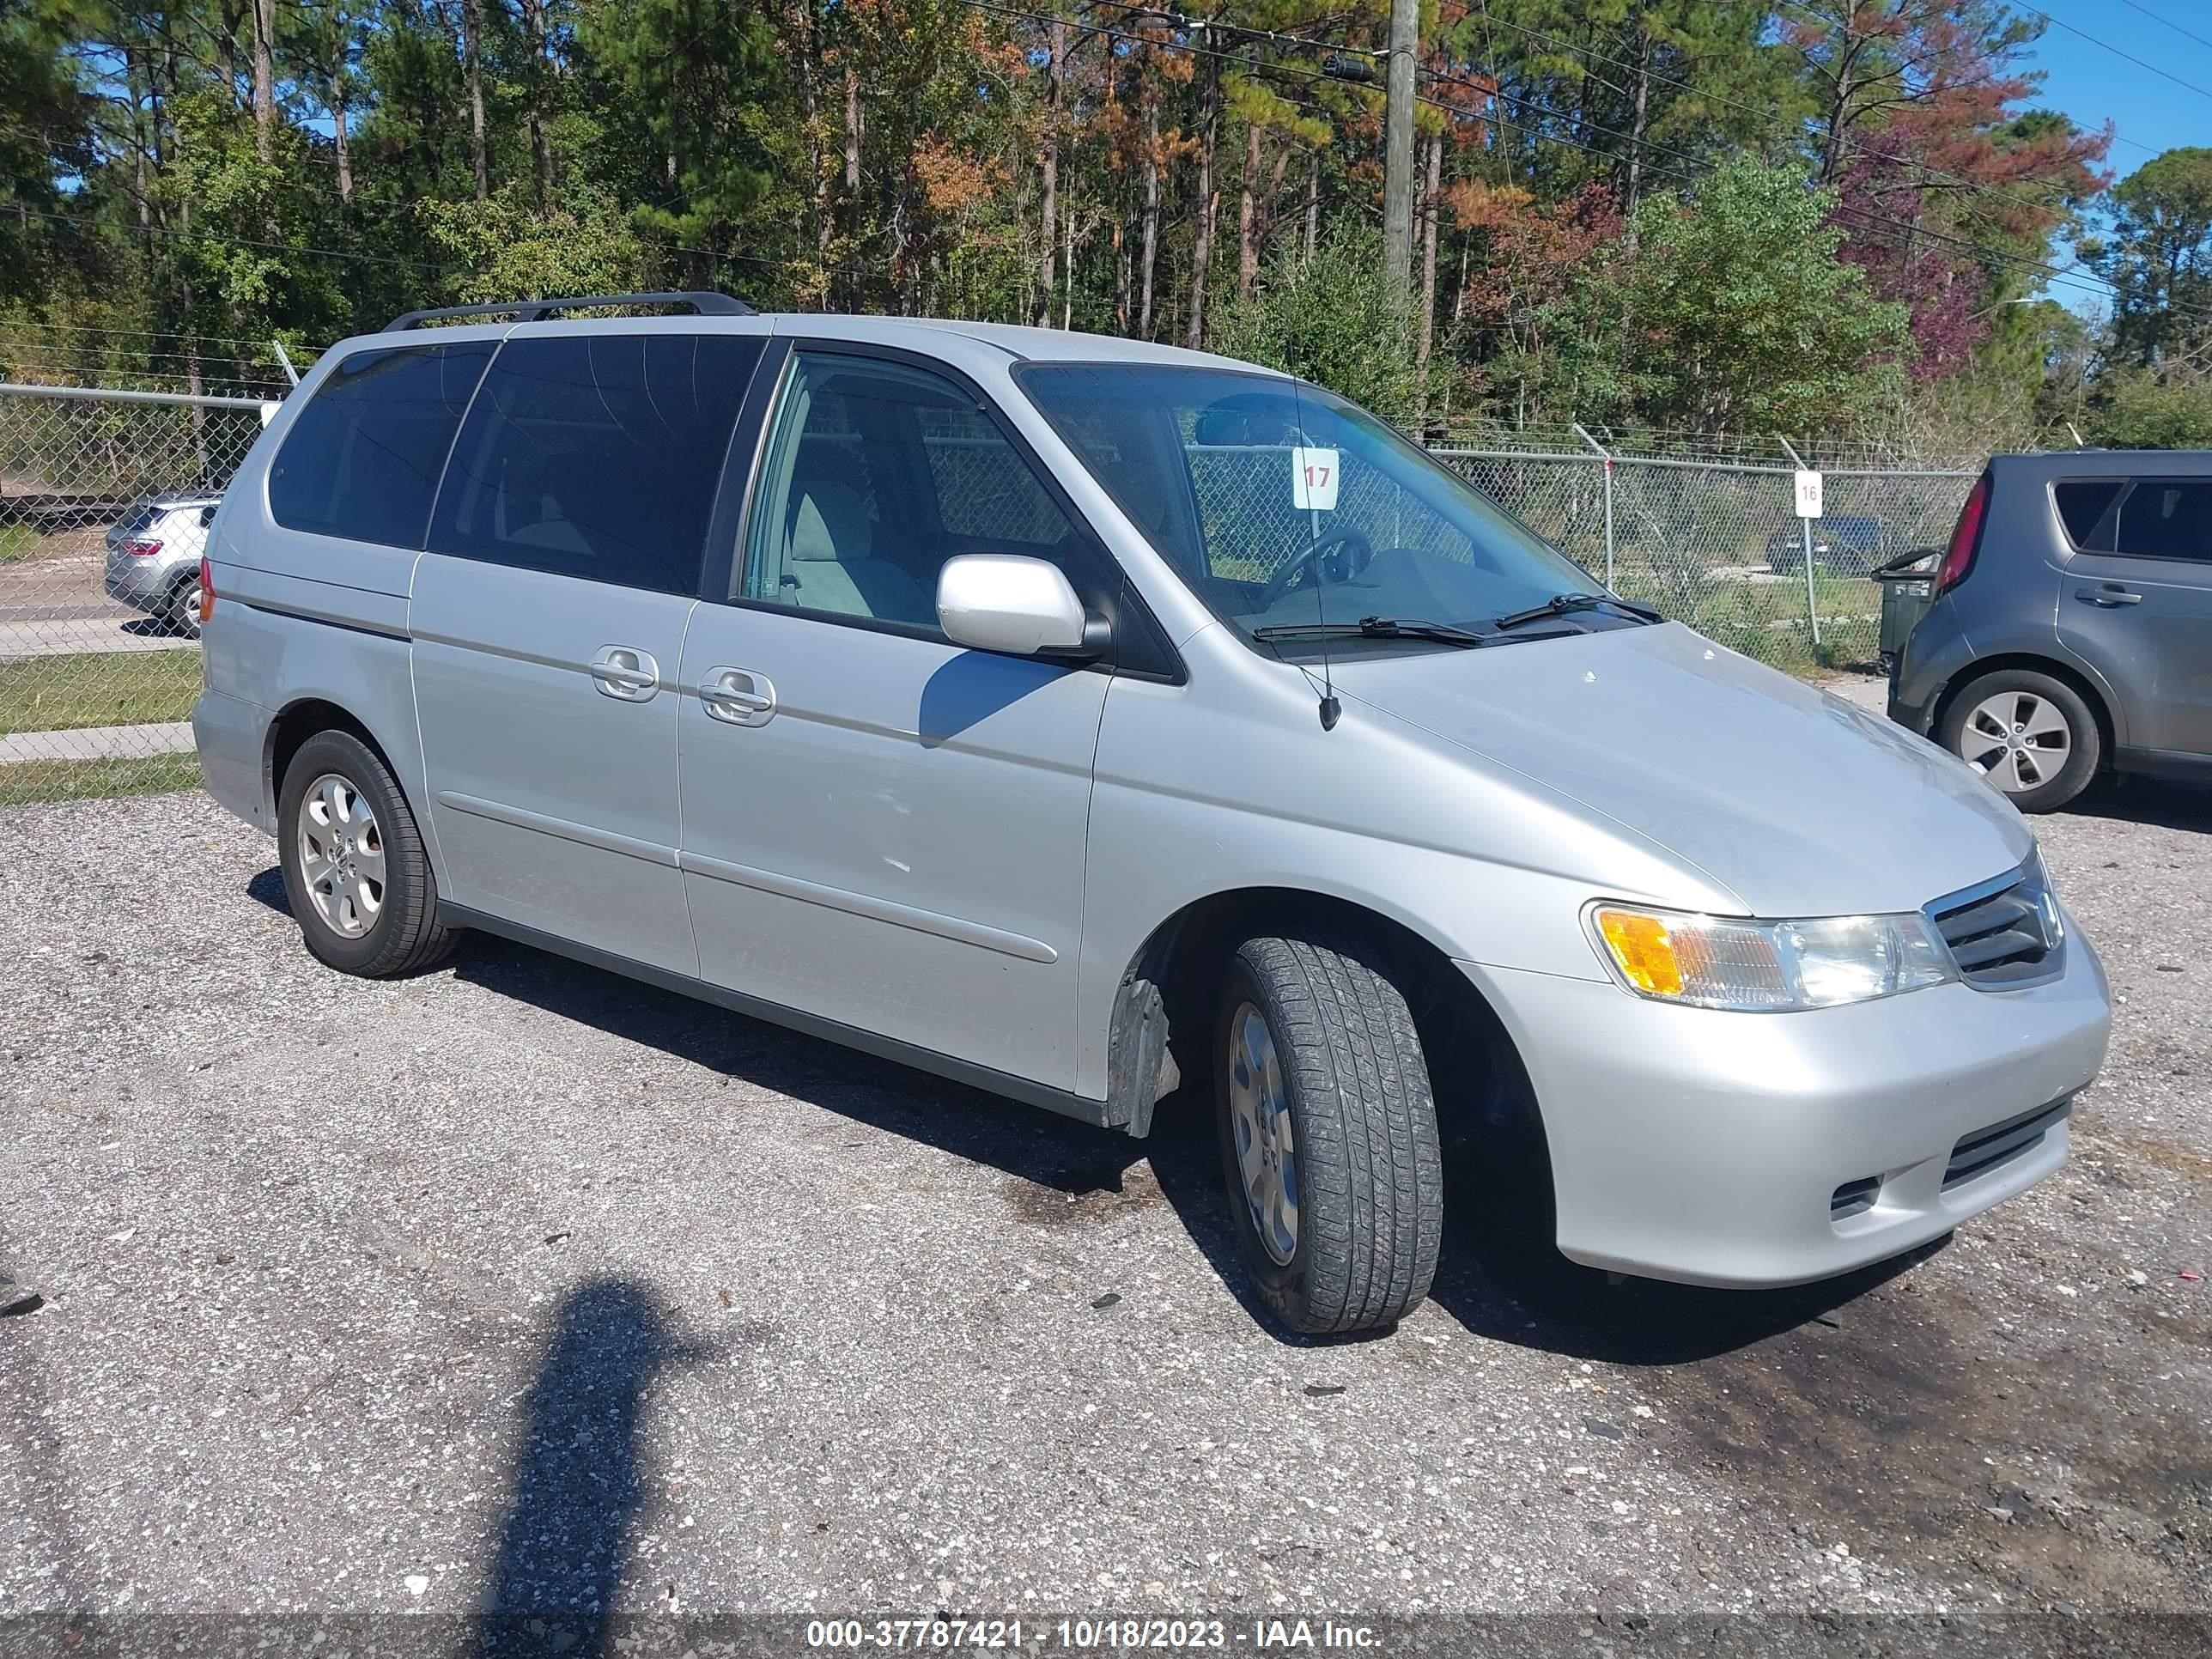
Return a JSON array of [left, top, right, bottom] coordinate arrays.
[[1778, 436, 1821, 652], [1572, 422, 1614, 589]]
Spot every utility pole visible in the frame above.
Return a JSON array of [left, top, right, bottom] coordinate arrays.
[[1381, 0, 1419, 302]]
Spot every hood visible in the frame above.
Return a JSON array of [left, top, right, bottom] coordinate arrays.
[[1328, 623, 2033, 918]]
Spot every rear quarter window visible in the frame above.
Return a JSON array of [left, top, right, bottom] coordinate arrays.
[[2053, 479, 2124, 550], [269, 343, 495, 548]]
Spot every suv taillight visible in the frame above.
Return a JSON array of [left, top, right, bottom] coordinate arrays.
[[1936, 473, 1989, 596], [197, 556, 215, 623], [124, 537, 164, 556]]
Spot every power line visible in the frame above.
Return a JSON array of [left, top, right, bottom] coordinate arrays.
[[2013, 0, 2212, 102], [15, 204, 449, 272], [1473, 8, 2111, 229], [1416, 73, 2211, 327], [1436, 60, 2147, 313], [0, 318, 312, 350], [2107, 0, 2212, 56], [957, 0, 2178, 321]]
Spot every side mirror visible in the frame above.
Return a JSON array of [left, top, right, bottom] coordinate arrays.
[[937, 554, 1104, 658]]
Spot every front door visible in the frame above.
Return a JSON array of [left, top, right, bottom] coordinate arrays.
[[411, 328, 767, 973], [2055, 474, 2212, 757], [677, 347, 1110, 1090]]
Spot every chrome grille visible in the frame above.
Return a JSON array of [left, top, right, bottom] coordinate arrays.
[[1929, 858, 2063, 989]]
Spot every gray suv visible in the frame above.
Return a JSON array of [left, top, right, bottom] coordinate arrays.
[[191, 294, 2109, 1335], [1890, 451, 2212, 812]]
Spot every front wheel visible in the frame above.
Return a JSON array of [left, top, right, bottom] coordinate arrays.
[[1938, 669, 2100, 813], [1215, 933, 1443, 1335], [277, 728, 457, 976]]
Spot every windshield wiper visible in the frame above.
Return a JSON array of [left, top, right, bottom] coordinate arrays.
[[1489, 591, 1663, 631], [1253, 616, 1490, 648]]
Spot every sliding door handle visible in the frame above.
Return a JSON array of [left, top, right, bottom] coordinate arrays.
[[700, 666, 778, 726]]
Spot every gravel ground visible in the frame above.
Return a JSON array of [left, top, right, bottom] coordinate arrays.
[[1, 750, 2208, 1635]]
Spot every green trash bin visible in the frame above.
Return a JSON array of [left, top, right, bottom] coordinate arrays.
[[1872, 548, 1941, 674]]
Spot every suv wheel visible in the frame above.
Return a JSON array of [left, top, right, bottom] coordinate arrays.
[[1215, 933, 1443, 1335], [1939, 669, 2100, 813], [166, 574, 202, 638], [277, 729, 457, 976]]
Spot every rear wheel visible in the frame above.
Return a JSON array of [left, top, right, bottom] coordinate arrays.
[[1215, 933, 1443, 1335], [277, 729, 456, 976], [1938, 668, 2100, 813], [164, 574, 201, 638]]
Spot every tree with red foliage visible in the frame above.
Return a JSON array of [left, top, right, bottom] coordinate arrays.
[[1786, 0, 2108, 380]]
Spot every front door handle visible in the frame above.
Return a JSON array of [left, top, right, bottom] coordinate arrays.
[[700, 665, 778, 726], [589, 645, 661, 701], [2074, 585, 2142, 607]]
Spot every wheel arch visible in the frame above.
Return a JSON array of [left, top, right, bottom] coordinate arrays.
[[264, 698, 409, 828], [1103, 884, 1551, 1176], [1932, 653, 2118, 769]]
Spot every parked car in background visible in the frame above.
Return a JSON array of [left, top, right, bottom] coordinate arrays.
[[193, 294, 2108, 1337], [1765, 514, 1899, 575], [105, 494, 221, 636], [1890, 451, 2212, 813]]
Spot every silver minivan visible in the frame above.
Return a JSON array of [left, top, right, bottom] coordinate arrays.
[[193, 294, 2112, 1334]]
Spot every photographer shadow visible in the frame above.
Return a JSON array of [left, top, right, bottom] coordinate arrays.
[[474, 1278, 713, 1657]]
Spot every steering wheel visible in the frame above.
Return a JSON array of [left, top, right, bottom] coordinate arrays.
[[1259, 525, 1375, 608]]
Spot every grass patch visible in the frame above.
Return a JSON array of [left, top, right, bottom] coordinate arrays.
[[1614, 569, 1881, 673], [0, 523, 36, 562], [0, 647, 201, 732], [0, 751, 200, 805]]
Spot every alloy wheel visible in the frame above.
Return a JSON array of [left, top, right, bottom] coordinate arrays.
[[1960, 691, 2071, 794], [297, 772, 386, 938], [1226, 1001, 1299, 1267]]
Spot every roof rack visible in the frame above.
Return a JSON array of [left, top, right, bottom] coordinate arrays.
[[384, 292, 755, 331]]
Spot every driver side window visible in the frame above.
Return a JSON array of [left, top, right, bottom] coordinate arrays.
[[741, 351, 1087, 631]]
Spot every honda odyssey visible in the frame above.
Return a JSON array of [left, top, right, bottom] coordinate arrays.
[[192, 294, 2111, 1335]]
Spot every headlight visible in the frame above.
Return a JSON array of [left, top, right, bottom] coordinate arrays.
[[1588, 903, 1957, 1012]]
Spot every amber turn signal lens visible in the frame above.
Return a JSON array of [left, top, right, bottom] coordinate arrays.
[[1596, 908, 1684, 996], [197, 555, 215, 623]]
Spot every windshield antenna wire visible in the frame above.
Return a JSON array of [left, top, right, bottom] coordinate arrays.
[[1288, 376, 1341, 732]]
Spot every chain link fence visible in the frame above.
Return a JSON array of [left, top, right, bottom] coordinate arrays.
[[0, 377, 1983, 806], [1432, 434, 1978, 671], [0, 383, 274, 801]]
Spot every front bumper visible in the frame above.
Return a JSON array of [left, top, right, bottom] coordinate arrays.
[[1461, 924, 2110, 1287]]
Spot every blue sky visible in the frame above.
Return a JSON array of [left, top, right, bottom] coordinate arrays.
[[2016, 1, 2210, 314], [2027, 0, 2209, 175]]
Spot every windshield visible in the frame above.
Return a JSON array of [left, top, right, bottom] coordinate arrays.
[[1017, 363, 1597, 649]]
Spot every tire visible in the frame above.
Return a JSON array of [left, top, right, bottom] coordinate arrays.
[[1214, 933, 1443, 1335], [1938, 668, 2101, 814], [164, 574, 201, 638], [276, 728, 457, 976]]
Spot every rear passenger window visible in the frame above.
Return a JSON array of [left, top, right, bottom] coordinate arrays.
[[430, 333, 763, 593], [2111, 478, 2212, 563], [270, 343, 493, 548]]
